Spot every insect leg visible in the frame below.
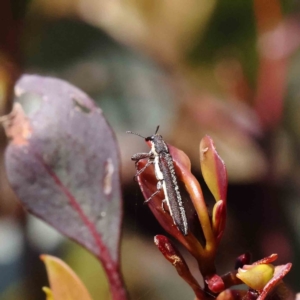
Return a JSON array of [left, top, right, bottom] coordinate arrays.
[[131, 152, 151, 162], [143, 180, 163, 204], [134, 159, 153, 180], [131, 152, 154, 181], [161, 199, 167, 212], [143, 190, 160, 204], [156, 182, 168, 212]]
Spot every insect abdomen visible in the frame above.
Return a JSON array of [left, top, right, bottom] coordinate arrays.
[[159, 152, 188, 235]]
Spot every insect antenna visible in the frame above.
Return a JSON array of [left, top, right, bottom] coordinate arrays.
[[155, 125, 160, 134], [126, 131, 146, 139]]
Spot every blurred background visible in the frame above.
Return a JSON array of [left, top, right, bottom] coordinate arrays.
[[1, 0, 300, 299]]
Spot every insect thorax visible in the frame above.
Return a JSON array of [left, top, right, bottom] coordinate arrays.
[[151, 135, 169, 154]]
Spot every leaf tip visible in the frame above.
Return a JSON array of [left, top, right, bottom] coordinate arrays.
[[40, 254, 46, 261], [42, 287, 54, 300]]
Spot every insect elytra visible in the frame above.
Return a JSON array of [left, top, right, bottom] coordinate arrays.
[[127, 126, 189, 236]]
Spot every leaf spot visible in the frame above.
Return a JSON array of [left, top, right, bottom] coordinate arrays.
[[202, 147, 209, 153], [100, 211, 107, 218], [103, 158, 114, 195], [72, 97, 91, 114], [1, 103, 32, 146], [14, 86, 25, 97]]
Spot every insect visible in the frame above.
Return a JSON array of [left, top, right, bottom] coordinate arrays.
[[127, 126, 189, 236]]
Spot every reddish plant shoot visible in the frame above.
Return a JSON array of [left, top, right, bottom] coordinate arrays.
[[133, 132, 292, 300]]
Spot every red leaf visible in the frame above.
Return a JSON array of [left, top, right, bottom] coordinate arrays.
[[134, 143, 215, 261], [4, 75, 126, 300], [212, 200, 226, 243], [200, 136, 227, 244], [135, 155, 204, 259], [253, 254, 278, 266], [200, 135, 227, 203], [257, 263, 292, 300]]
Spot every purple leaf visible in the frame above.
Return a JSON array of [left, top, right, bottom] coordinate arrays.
[[4, 75, 126, 299]]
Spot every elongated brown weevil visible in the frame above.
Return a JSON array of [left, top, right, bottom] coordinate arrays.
[[127, 126, 188, 236]]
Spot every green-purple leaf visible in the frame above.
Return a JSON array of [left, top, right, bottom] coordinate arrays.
[[4, 75, 126, 299]]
